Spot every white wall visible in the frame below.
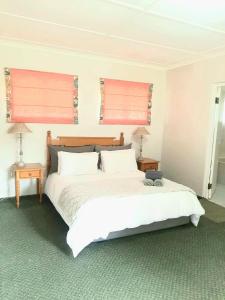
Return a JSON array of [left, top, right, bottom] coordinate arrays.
[[0, 40, 166, 198], [161, 55, 225, 196], [218, 88, 225, 158]]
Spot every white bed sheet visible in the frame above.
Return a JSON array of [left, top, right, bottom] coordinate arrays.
[[45, 170, 205, 257]]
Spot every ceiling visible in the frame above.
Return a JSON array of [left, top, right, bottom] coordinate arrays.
[[1, 0, 225, 68]]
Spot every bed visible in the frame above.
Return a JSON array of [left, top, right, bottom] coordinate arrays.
[[44, 131, 205, 257]]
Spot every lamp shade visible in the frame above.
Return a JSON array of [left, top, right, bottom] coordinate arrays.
[[133, 127, 150, 136], [8, 123, 32, 134]]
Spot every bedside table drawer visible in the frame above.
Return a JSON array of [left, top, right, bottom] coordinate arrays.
[[19, 170, 40, 178], [137, 159, 159, 172], [144, 163, 158, 171]]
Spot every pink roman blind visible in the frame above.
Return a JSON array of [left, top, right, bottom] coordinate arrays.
[[5, 68, 78, 124], [99, 78, 153, 125]]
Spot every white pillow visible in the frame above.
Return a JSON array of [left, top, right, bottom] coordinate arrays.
[[101, 149, 137, 173], [58, 151, 98, 176]]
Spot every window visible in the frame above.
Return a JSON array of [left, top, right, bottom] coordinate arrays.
[[5, 68, 78, 124], [99, 78, 153, 125]]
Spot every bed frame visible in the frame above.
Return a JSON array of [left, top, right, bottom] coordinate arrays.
[[46, 130, 190, 241], [46, 130, 124, 174]]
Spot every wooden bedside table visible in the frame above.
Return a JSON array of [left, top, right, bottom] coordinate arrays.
[[137, 158, 159, 172], [12, 163, 44, 208]]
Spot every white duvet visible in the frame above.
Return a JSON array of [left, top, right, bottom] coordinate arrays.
[[45, 170, 205, 257]]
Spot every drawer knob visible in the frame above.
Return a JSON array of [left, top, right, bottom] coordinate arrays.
[[28, 173, 32, 176]]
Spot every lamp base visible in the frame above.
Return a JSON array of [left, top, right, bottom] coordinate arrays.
[[17, 161, 25, 167], [138, 154, 144, 161]]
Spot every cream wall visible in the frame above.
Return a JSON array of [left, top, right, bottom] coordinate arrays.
[[0, 40, 166, 198], [161, 55, 225, 196]]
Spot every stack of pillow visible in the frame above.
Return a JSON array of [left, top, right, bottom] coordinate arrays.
[[48, 145, 95, 174], [48, 143, 136, 176]]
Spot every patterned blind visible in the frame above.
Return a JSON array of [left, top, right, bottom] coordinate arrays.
[[100, 78, 153, 125], [5, 68, 78, 124]]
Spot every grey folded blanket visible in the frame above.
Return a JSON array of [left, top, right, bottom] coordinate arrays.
[[145, 170, 163, 180], [143, 178, 163, 186]]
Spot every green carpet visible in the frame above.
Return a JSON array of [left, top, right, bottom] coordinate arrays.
[[199, 198, 225, 223], [1, 196, 225, 300]]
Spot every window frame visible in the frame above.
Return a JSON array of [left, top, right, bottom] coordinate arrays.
[[5, 68, 78, 124], [99, 78, 153, 125]]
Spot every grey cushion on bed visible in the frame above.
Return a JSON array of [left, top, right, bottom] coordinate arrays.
[[48, 145, 95, 174], [95, 143, 132, 168]]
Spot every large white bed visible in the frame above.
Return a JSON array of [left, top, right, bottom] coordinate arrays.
[[45, 131, 205, 257]]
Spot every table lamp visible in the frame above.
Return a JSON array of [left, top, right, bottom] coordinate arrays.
[[8, 123, 32, 167], [133, 127, 150, 161]]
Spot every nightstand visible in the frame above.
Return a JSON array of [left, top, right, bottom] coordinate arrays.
[[137, 158, 159, 172], [12, 163, 44, 208]]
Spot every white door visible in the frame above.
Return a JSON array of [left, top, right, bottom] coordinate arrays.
[[208, 86, 222, 199]]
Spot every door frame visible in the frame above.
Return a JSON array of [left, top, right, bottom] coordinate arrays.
[[203, 82, 225, 199]]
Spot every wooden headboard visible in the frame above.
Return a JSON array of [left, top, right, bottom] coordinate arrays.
[[46, 131, 124, 174]]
